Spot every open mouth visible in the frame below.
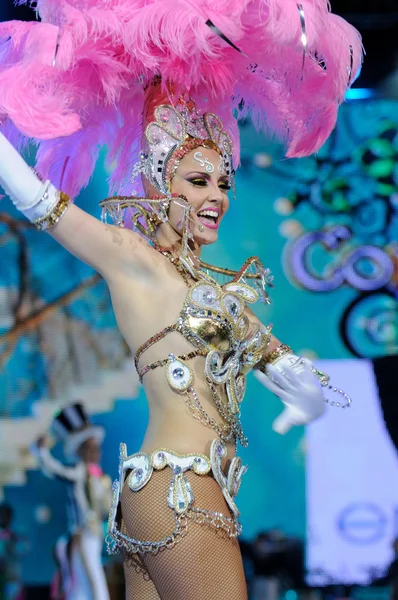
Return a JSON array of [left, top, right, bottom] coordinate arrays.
[[196, 209, 220, 230]]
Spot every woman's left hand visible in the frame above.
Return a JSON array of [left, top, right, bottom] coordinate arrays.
[[254, 355, 326, 434]]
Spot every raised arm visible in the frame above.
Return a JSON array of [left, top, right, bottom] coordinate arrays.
[[49, 202, 151, 279], [31, 437, 84, 483], [0, 132, 150, 280]]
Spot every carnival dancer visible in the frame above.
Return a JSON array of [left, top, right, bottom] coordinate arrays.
[[32, 403, 111, 600], [0, 1, 361, 597]]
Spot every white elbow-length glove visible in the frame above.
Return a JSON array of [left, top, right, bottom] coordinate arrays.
[[0, 131, 63, 224], [254, 354, 326, 434]]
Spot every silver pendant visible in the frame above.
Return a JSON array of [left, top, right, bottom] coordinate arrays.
[[166, 354, 193, 392]]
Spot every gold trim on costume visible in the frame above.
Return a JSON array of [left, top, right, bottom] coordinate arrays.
[[33, 191, 70, 231], [257, 344, 294, 370]]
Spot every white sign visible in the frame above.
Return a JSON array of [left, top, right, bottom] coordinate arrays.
[[306, 359, 398, 585]]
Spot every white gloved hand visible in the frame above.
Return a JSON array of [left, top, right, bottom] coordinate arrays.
[[0, 131, 58, 221], [254, 354, 326, 434]]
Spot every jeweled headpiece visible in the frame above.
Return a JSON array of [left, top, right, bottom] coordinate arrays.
[[136, 83, 234, 196], [100, 88, 237, 278]]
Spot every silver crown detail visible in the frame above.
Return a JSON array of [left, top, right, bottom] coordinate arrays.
[[139, 102, 234, 195]]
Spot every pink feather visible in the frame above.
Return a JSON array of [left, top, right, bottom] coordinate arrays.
[[0, 0, 363, 199]]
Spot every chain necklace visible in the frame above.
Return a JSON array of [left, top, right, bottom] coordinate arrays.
[[155, 245, 194, 286]]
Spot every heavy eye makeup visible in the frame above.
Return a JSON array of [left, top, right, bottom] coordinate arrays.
[[184, 172, 231, 191]]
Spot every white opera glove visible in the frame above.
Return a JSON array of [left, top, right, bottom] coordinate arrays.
[[0, 131, 67, 227], [254, 354, 326, 434]]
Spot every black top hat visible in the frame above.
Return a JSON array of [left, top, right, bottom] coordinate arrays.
[[51, 403, 104, 459]]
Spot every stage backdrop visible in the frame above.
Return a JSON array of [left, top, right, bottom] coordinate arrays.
[[1, 99, 397, 584], [307, 357, 398, 586]]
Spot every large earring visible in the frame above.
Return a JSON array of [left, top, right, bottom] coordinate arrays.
[[169, 196, 198, 278]]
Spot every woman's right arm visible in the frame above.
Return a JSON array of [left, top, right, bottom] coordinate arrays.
[[0, 132, 150, 279], [49, 203, 151, 279]]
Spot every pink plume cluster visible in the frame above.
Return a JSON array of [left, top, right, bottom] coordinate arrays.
[[0, 0, 363, 198]]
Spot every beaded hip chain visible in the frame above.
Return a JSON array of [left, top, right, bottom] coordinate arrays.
[[107, 439, 247, 556]]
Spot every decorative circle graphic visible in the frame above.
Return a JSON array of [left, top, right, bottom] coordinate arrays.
[[340, 291, 398, 357], [337, 503, 387, 545]]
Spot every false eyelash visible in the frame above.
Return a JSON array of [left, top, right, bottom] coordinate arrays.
[[188, 178, 207, 186], [189, 178, 230, 191]]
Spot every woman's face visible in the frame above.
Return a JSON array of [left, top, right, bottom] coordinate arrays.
[[169, 147, 230, 245]]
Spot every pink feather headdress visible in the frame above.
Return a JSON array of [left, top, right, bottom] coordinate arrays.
[[0, 0, 363, 199]]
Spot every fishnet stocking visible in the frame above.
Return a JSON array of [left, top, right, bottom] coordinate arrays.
[[120, 468, 248, 600], [123, 554, 160, 600]]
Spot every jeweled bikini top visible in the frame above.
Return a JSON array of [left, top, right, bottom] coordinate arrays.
[[134, 256, 273, 448]]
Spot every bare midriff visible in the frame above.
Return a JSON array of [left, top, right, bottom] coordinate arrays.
[[106, 244, 270, 465], [139, 355, 237, 463]]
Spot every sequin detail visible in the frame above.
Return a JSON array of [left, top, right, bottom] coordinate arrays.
[[134, 266, 272, 449], [106, 441, 244, 556], [144, 100, 234, 195]]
